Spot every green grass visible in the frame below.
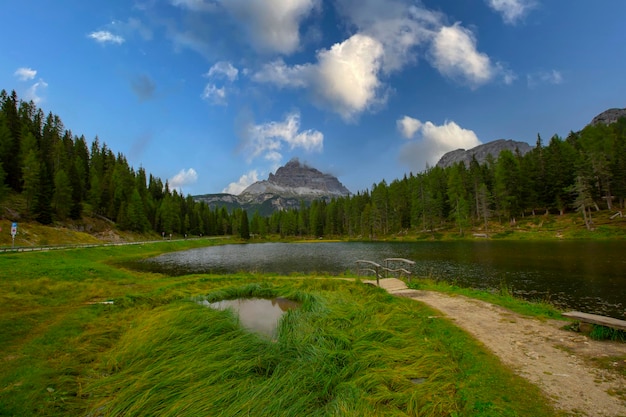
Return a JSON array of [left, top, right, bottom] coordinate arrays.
[[0, 242, 560, 416]]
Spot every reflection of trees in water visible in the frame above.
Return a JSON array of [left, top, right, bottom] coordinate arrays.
[[272, 297, 300, 311]]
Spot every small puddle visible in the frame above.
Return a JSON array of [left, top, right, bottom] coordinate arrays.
[[200, 297, 300, 338]]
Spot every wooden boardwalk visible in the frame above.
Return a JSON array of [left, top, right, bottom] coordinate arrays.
[[362, 277, 422, 298]]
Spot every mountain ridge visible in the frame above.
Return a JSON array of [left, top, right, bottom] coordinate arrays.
[[194, 158, 350, 215]]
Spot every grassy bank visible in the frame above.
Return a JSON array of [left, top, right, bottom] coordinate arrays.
[[1, 242, 561, 416]]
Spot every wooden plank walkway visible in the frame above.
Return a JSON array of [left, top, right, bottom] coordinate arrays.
[[562, 311, 626, 331], [362, 277, 421, 298]]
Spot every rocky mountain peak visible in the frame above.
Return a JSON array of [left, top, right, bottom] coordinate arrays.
[[240, 158, 350, 199], [436, 139, 532, 169], [589, 108, 626, 126]]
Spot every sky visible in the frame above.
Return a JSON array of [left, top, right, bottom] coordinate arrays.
[[1, 0, 626, 196]]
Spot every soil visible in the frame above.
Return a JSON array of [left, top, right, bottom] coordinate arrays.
[[409, 290, 626, 417]]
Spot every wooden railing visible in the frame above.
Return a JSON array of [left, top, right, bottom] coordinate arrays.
[[355, 258, 415, 286]]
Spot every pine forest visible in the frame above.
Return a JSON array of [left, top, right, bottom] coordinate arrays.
[[1, 89, 626, 239]]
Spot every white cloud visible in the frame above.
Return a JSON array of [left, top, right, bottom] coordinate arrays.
[[312, 34, 385, 120], [334, 0, 441, 73], [202, 62, 239, 105], [398, 118, 481, 172], [242, 112, 323, 162], [14, 67, 37, 81], [254, 34, 385, 121], [430, 23, 494, 88], [88, 30, 125, 45], [252, 59, 311, 88], [486, 0, 536, 25], [223, 170, 259, 195], [169, 168, 198, 191], [25, 79, 48, 104], [527, 69, 563, 88], [253, 2, 508, 120], [397, 116, 422, 139], [223, 0, 319, 54], [202, 84, 227, 105], [206, 61, 239, 81]]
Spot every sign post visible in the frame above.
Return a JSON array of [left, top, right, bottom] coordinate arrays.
[[11, 222, 17, 248]]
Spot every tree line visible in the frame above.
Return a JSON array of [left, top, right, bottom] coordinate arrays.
[[0, 89, 251, 237], [2, 89, 625, 239], [261, 115, 626, 237]]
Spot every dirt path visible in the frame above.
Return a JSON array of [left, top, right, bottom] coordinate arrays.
[[367, 279, 626, 416], [414, 291, 626, 417]]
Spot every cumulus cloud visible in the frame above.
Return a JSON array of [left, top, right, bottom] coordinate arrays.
[[486, 0, 536, 25], [334, 0, 441, 73], [202, 62, 239, 105], [429, 23, 494, 88], [241, 112, 323, 163], [398, 117, 481, 172], [169, 168, 198, 191], [527, 69, 563, 88], [201, 84, 227, 105], [397, 116, 422, 139], [312, 34, 385, 120], [88, 30, 125, 45], [223, 170, 259, 195], [253, 1, 507, 120], [254, 34, 385, 121], [206, 61, 239, 81], [252, 59, 311, 88], [222, 0, 319, 54], [14, 67, 37, 81]]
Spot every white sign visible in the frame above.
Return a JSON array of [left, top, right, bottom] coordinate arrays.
[[11, 222, 17, 237]]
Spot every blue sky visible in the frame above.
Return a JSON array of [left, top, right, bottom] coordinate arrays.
[[1, 0, 625, 196]]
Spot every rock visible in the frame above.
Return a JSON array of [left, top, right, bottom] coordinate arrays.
[[589, 108, 626, 126], [194, 158, 350, 214], [436, 139, 532, 168], [240, 158, 350, 199]]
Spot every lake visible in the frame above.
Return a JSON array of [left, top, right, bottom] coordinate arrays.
[[144, 241, 626, 319]]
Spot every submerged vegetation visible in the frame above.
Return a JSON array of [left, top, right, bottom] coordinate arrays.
[[0, 241, 560, 416]]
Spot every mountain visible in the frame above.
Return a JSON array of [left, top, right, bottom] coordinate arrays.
[[436, 139, 532, 169], [240, 158, 350, 198], [194, 158, 351, 215], [588, 108, 626, 126]]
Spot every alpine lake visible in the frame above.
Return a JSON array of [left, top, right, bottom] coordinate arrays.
[[140, 240, 626, 320]]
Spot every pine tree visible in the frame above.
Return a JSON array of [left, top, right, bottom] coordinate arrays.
[[21, 149, 40, 215], [53, 169, 73, 220], [240, 210, 250, 239]]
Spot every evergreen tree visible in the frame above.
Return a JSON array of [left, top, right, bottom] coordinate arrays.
[[240, 210, 250, 239], [53, 169, 73, 220], [0, 162, 8, 203], [21, 149, 40, 215]]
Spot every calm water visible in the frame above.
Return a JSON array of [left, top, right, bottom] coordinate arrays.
[[146, 241, 626, 319], [199, 297, 300, 339]]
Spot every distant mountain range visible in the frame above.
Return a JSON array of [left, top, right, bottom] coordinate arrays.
[[193, 158, 350, 215], [195, 107, 625, 213]]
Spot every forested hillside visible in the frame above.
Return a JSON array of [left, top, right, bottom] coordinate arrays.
[[0, 90, 239, 237], [1, 89, 625, 239], [265, 115, 626, 237]]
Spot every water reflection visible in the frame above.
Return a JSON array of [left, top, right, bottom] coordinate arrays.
[[146, 241, 626, 319], [200, 297, 300, 338]]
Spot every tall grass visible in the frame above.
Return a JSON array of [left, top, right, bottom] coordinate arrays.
[[1, 243, 559, 416]]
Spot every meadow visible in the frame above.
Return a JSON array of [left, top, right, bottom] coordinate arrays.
[[0, 240, 560, 416]]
